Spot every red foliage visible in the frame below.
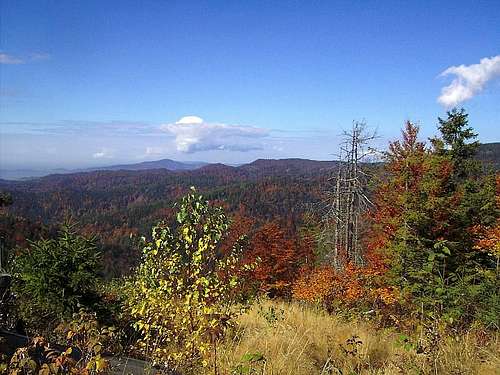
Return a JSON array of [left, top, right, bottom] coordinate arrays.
[[220, 205, 256, 255], [245, 221, 313, 298], [293, 123, 452, 313], [365, 122, 457, 264]]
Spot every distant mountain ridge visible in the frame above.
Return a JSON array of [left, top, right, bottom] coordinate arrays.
[[85, 159, 208, 172], [475, 142, 500, 170], [1, 142, 498, 180], [0, 159, 207, 180]]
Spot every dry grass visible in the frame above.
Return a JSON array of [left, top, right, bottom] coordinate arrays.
[[215, 300, 499, 375]]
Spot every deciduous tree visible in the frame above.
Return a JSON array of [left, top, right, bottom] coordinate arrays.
[[127, 188, 253, 371]]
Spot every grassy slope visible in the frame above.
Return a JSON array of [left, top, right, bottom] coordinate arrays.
[[217, 300, 499, 375]]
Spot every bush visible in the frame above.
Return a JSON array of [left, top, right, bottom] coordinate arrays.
[[126, 188, 254, 372], [1, 311, 116, 375], [292, 263, 399, 319]]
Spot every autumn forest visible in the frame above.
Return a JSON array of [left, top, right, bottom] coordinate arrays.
[[0, 109, 498, 374]]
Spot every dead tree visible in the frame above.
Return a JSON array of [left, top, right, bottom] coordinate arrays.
[[320, 121, 377, 269]]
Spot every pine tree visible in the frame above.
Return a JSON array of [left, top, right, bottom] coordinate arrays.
[[370, 116, 498, 326], [433, 107, 480, 180]]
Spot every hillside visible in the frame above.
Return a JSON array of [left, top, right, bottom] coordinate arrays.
[[476, 142, 500, 170], [0, 158, 339, 224], [0, 142, 497, 276], [0, 158, 343, 275]]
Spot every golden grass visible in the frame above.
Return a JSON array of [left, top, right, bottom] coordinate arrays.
[[215, 300, 499, 375]]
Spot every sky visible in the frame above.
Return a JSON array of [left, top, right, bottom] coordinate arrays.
[[1, 0, 499, 171]]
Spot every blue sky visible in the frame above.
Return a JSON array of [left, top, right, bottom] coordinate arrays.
[[1, 0, 499, 170]]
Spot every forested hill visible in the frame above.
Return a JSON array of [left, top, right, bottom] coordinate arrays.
[[0, 143, 497, 276], [1, 141, 498, 227], [475, 142, 500, 170], [0, 158, 340, 224], [0, 158, 342, 275]]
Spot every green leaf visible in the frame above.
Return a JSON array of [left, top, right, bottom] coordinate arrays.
[[441, 246, 451, 256], [241, 352, 265, 362]]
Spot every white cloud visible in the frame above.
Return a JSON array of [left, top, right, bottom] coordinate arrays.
[[161, 116, 268, 153], [92, 148, 114, 159], [176, 115, 204, 125], [0, 51, 51, 65], [145, 146, 163, 155], [0, 53, 24, 65], [438, 55, 500, 107]]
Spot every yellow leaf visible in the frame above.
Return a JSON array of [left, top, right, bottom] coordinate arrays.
[[95, 357, 108, 372]]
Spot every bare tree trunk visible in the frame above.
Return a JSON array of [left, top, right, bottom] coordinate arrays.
[[320, 121, 377, 269]]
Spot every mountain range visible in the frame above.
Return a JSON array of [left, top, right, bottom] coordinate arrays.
[[2, 142, 498, 181], [0, 159, 208, 180], [0, 143, 498, 276]]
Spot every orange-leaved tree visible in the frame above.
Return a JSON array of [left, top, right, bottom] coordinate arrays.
[[246, 221, 313, 298]]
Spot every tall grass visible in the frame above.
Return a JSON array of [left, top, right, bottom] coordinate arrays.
[[216, 300, 499, 374]]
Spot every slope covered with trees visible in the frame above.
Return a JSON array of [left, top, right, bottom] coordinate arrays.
[[0, 110, 498, 374], [0, 159, 340, 276]]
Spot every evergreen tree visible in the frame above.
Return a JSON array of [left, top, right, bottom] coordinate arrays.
[[370, 117, 498, 326], [11, 223, 102, 331], [434, 107, 480, 180]]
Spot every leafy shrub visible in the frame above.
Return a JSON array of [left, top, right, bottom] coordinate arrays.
[[1, 310, 120, 374], [126, 188, 255, 371], [292, 263, 399, 316], [292, 265, 337, 306], [1, 336, 77, 375], [55, 310, 121, 373]]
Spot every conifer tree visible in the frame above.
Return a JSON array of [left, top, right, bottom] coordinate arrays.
[[370, 116, 498, 326], [434, 107, 480, 180]]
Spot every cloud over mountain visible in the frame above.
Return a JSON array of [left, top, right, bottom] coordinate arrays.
[[438, 55, 500, 107], [161, 116, 269, 153], [92, 148, 114, 159]]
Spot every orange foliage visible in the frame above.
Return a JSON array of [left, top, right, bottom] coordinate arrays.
[[292, 266, 336, 303], [470, 174, 500, 257], [246, 221, 313, 298], [373, 286, 399, 306], [471, 222, 500, 257], [220, 205, 256, 255], [292, 260, 398, 311]]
